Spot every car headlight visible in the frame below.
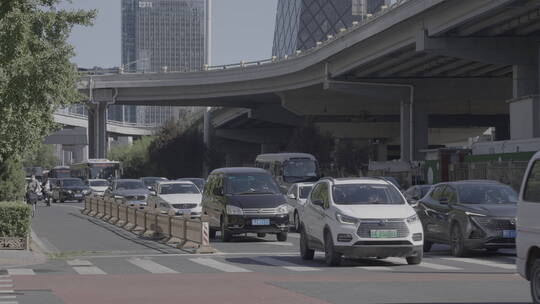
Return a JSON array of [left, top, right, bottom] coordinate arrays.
[[466, 212, 491, 226], [335, 212, 359, 225], [406, 214, 419, 224], [67, 190, 73, 194], [226, 205, 243, 215], [275, 204, 289, 215]]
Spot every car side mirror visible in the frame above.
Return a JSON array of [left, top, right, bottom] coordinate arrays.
[[407, 199, 419, 208], [312, 199, 324, 207], [287, 193, 296, 200]]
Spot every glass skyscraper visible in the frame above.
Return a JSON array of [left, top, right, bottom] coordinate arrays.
[[111, 0, 210, 125], [272, 0, 387, 58]]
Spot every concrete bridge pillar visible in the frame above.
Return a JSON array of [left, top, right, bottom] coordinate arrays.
[[88, 89, 116, 159], [401, 100, 429, 161], [509, 63, 540, 139]]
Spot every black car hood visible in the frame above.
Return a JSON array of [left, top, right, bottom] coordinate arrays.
[[458, 203, 517, 217], [114, 189, 149, 196], [225, 194, 286, 208], [63, 186, 89, 191]]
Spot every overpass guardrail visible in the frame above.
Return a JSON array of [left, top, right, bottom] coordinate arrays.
[[82, 196, 214, 254]]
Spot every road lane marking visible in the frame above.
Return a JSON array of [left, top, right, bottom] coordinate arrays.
[[0, 280, 11, 283], [442, 257, 516, 270], [0, 296, 16, 299], [73, 266, 106, 275], [250, 242, 293, 246], [128, 258, 178, 274], [356, 266, 395, 271], [0, 301, 17, 304], [385, 257, 461, 271], [190, 258, 252, 273], [0, 285, 12, 288], [67, 259, 93, 266], [0, 291, 14, 294], [287, 234, 300, 239], [249, 256, 320, 271], [7, 269, 34, 276]]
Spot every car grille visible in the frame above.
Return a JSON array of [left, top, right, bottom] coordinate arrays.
[[243, 208, 278, 215], [172, 203, 197, 209], [126, 195, 145, 201], [357, 219, 409, 238], [491, 219, 515, 230]]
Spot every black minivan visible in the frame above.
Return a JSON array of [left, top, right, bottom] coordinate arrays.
[[202, 167, 290, 242]]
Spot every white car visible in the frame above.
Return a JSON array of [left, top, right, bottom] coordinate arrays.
[[517, 151, 540, 304], [87, 179, 109, 196], [148, 181, 203, 217], [286, 182, 314, 232], [299, 177, 424, 266]]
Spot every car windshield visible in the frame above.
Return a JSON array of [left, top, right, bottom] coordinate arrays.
[[89, 180, 108, 187], [299, 186, 313, 199], [62, 179, 84, 187], [178, 178, 204, 190], [142, 178, 166, 187], [284, 159, 317, 178], [332, 184, 405, 205], [225, 173, 281, 195], [116, 181, 146, 190], [457, 184, 518, 204], [160, 183, 200, 195]]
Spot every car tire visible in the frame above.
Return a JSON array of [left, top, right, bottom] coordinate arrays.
[[220, 217, 232, 242], [423, 240, 433, 253], [277, 232, 288, 242], [324, 232, 342, 267], [299, 226, 314, 260], [531, 259, 540, 304], [209, 228, 216, 239], [294, 212, 300, 232], [406, 251, 423, 265], [451, 224, 468, 257]]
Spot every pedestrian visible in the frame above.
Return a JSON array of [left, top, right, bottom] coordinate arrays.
[[26, 175, 41, 216]]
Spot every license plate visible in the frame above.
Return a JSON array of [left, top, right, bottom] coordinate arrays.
[[252, 219, 270, 226], [503, 230, 516, 238], [74, 194, 82, 198], [370, 230, 398, 238]]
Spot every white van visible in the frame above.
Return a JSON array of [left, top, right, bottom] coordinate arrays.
[[517, 151, 540, 304]]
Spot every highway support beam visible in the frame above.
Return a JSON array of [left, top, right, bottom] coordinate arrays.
[[324, 80, 428, 162], [88, 88, 117, 159], [509, 63, 540, 139]]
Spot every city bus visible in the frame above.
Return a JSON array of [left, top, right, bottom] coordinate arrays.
[[70, 159, 121, 181], [255, 153, 320, 191]]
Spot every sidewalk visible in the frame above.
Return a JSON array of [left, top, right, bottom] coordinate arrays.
[[0, 231, 48, 268]]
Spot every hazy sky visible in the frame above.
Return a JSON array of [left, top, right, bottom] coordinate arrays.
[[59, 0, 278, 67]]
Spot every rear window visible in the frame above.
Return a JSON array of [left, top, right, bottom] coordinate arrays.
[[524, 160, 540, 203], [332, 184, 405, 205], [225, 173, 280, 195]]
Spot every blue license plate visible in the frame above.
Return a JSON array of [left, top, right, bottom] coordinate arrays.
[[503, 230, 516, 238], [252, 219, 270, 226]]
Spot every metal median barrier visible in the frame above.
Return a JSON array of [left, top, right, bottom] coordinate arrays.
[[81, 196, 215, 253]]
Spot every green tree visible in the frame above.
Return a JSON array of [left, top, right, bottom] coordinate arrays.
[[22, 143, 59, 169], [286, 125, 335, 173], [109, 136, 156, 178], [0, 1, 95, 162], [0, 156, 26, 201]]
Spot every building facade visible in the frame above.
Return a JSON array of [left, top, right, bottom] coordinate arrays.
[[272, 0, 390, 58], [113, 0, 211, 125]]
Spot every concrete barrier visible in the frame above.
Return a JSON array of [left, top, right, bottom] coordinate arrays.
[[81, 197, 214, 253]]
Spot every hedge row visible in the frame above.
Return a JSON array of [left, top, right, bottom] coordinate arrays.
[[0, 202, 31, 237]]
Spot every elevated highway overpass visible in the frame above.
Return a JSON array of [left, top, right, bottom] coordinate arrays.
[[79, 0, 540, 160]]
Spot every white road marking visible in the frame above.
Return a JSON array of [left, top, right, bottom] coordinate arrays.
[[287, 234, 300, 239], [385, 257, 461, 271], [7, 269, 34, 276], [72, 266, 106, 275], [0, 280, 11, 283], [0, 291, 14, 294], [442, 257, 517, 270], [250, 256, 320, 271], [67, 259, 93, 266], [0, 295, 16, 299], [128, 258, 178, 274], [190, 258, 252, 273], [250, 242, 293, 246], [0, 285, 12, 288], [0, 301, 18, 304], [356, 266, 395, 271]]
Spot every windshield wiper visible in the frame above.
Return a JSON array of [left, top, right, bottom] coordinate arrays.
[[236, 191, 276, 195]]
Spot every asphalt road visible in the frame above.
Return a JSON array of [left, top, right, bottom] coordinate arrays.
[[0, 201, 531, 304]]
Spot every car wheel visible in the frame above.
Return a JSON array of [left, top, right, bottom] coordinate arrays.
[[451, 224, 468, 257], [531, 259, 540, 304], [423, 240, 433, 253], [406, 251, 423, 265], [294, 212, 300, 232], [209, 229, 216, 239], [277, 232, 288, 242], [324, 232, 342, 267], [299, 226, 314, 260], [220, 217, 232, 242]]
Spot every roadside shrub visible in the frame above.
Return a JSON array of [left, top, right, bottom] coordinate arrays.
[[0, 202, 31, 237]]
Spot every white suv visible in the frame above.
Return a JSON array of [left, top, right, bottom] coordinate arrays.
[[517, 151, 540, 304], [299, 178, 424, 266]]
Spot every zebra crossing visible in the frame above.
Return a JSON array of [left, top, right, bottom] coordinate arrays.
[[1, 255, 517, 277], [0, 275, 17, 304]]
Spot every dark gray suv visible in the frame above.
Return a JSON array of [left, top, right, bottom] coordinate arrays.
[[417, 180, 517, 256]]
